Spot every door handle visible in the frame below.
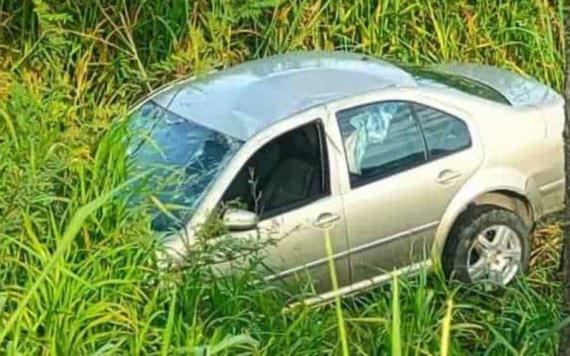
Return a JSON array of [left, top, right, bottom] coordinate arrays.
[[313, 212, 341, 229], [436, 169, 462, 185]]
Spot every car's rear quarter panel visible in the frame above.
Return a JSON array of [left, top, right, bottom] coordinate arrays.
[[428, 92, 564, 259], [453, 95, 565, 216]]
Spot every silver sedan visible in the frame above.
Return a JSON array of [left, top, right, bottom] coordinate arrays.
[[126, 51, 565, 303]]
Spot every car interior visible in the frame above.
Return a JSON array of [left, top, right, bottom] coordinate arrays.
[[222, 122, 329, 219], [358, 104, 426, 179]]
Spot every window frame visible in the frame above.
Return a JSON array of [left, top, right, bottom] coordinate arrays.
[[220, 119, 332, 221], [335, 100, 473, 189]]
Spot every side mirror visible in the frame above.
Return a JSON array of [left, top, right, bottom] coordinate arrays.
[[222, 208, 259, 231]]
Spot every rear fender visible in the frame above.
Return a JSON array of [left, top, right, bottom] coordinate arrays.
[[431, 167, 541, 261]]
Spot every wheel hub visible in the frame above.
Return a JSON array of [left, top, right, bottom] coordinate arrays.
[[466, 225, 522, 286]]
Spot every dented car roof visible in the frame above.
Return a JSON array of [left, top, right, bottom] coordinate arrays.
[[153, 51, 415, 140], [152, 51, 561, 140]]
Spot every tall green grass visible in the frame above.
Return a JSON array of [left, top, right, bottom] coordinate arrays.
[[0, 0, 567, 354]]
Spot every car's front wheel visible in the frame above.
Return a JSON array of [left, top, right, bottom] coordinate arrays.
[[442, 206, 531, 287]]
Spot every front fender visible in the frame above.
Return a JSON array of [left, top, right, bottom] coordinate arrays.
[[431, 167, 542, 261]]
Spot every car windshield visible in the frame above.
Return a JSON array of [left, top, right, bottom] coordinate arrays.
[[401, 65, 511, 105], [127, 100, 243, 232]]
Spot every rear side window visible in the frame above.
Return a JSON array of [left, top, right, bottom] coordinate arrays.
[[336, 101, 427, 186], [413, 104, 471, 158]]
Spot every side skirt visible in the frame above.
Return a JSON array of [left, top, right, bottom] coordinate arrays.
[[287, 259, 433, 309]]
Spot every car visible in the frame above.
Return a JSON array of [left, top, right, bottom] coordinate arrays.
[[126, 51, 565, 303]]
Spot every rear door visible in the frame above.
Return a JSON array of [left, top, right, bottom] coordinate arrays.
[[327, 91, 484, 282]]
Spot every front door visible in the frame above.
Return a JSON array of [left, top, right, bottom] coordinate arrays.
[[219, 120, 350, 293], [330, 97, 483, 282]]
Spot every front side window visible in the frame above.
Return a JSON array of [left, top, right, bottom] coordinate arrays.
[[336, 102, 427, 186], [413, 104, 471, 158], [222, 121, 329, 218]]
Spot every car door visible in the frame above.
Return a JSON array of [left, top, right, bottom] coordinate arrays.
[[328, 93, 483, 282], [217, 119, 351, 293]]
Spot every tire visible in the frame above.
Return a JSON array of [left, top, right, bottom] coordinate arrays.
[[442, 205, 531, 286]]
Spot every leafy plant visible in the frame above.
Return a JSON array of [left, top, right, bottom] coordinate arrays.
[[0, 0, 566, 354]]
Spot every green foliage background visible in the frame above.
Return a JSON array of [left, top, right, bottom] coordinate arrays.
[[0, 0, 567, 354]]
